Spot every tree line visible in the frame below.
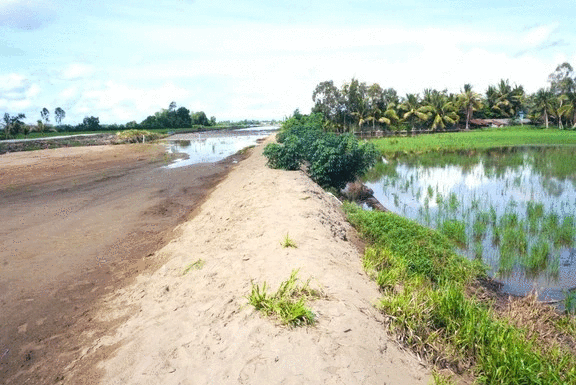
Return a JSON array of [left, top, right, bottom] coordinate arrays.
[[0, 102, 220, 139], [311, 62, 576, 132]]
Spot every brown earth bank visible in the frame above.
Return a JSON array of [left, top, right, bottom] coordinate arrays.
[[0, 143, 243, 384], [56, 139, 430, 384]]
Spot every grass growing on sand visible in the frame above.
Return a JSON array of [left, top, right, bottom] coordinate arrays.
[[344, 202, 576, 384], [280, 233, 297, 248], [372, 126, 576, 157], [182, 259, 205, 275], [248, 270, 321, 326]]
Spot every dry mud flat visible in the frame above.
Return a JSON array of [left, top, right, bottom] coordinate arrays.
[[63, 140, 430, 384], [0, 144, 238, 384]]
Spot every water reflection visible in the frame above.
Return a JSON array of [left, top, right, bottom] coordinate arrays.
[[166, 133, 270, 168], [364, 146, 576, 301]]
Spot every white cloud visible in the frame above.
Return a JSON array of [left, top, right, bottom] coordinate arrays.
[[61, 63, 95, 80], [522, 24, 558, 47]]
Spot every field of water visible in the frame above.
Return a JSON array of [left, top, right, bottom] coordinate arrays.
[[165, 127, 277, 168], [364, 146, 576, 301]]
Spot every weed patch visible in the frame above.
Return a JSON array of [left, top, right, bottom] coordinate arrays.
[[344, 202, 576, 384], [247, 270, 321, 326], [280, 233, 297, 248], [182, 259, 205, 275]]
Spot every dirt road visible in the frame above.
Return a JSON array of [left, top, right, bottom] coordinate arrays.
[[0, 144, 241, 383], [59, 139, 430, 384]]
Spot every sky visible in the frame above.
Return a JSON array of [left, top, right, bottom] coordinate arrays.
[[0, 0, 575, 124]]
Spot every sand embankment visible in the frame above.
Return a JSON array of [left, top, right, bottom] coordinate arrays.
[[64, 139, 430, 384]]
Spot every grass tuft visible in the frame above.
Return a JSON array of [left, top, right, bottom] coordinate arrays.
[[280, 233, 297, 248], [182, 259, 205, 275], [247, 270, 321, 326]]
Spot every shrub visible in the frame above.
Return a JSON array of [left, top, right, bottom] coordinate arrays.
[[263, 115, 378, 189]]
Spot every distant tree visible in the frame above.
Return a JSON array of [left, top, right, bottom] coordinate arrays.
[[173, 106, 190, 127], [191, 111, 210, 126], [169, 101, 177, 112], [559, 92, 576, 128], [81, 116, 100, 131], [548, 62, 575, 95], [210, 116, 216, 126], [531, 88, 556, 129], [399, 93, 427, 131], [1, 112, 26, 138], [54, 107, 65, 125], [458, 84, 483, 130], [41, 107, 50, 124], [420, 90, 459, 131]]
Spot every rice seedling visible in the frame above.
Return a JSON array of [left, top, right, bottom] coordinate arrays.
[[489, 205, 497, 226], [473, 240, 483, 260], [548, 254, 560, 278], [522, 239, 549, 274], [281, 233, 297, 248], [498, 245, 516, 275], [564, 290, 576, 315], [427, 185, 434, 198], [247, 269, 320, 326], [554, 217, 575, 247], [473, 212, 490, 240], [448, 192, 459, 212]]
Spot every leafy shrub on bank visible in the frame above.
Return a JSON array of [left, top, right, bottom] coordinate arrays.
[[264, 114, 377, 189]]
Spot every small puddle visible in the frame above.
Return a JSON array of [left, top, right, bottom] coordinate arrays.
[[165, 128, 277, 168]]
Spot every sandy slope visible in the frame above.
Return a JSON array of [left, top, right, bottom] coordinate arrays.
[[66, 139, 430, 384]]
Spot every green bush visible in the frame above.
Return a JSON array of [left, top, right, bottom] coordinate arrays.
[[263, 114, 377, 189]]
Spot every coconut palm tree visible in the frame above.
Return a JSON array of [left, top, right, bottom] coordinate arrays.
[[399, 94, 426, 131], [559, 92, 576, 129], [532, 88, 556, 129], [458, 84, 483, 130], [420, 90, 459, 131]]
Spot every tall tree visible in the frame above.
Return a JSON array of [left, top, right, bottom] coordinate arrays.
[[40, 107, 50, 124], [548, 62, 575, 95], [531, 88, 556, 129], [399, 93, 426, 131], [559, 92, 576, 128], [54, 107, 65, 125], [169, 101, 177, 112], [420, 90, 459, 131], [458, 84, 483, 130], [312, 80, 341, 131], [1, 113, 26, 138]]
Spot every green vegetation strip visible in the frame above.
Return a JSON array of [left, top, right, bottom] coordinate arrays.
[[248, 270, 321, 326], [343, 202, 576, 384], [372, 127, 576, 157]]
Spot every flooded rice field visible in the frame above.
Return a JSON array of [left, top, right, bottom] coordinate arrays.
[[364, 146, 576, 301], [165, 127, 277, 168]]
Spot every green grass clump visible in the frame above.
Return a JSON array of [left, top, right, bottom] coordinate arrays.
[[344, 202, 576, 384], [247, 270, 320, 326], [554, 217, 575, 247], [564, 291, 576, 315], [280, 233, 297, 248], [182, 259, 205, 275], [440, 220, 467, 247], [523, 239, 549, 274]]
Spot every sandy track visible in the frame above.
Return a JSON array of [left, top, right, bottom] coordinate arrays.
[[63, 139, 430, 384], [0, 144, 239, 384]]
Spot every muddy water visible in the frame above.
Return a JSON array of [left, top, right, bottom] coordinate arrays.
[[165, 128, 277, 168], [364, 146, 576, 301]]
